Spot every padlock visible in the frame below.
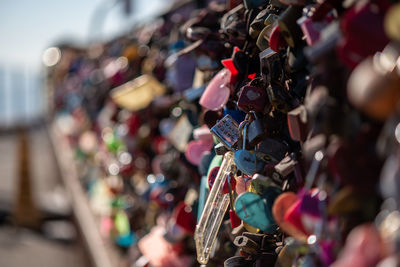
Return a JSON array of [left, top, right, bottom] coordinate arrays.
[[255, 138, 288, 164], [256, 14, 280, 51], [234, 187, 281, 232], [266, 83, 292, 113], [232, 49, 249, 75], [309, 0, 343, 22], [234, 235, 260, 255], [299, 16, 326, 46], [199, 68, 231, 111], [259, 48, 284, 84], [243, 0, 267, 10], [286, 45, 307, 72], [227, 172, 242, 228], [278, 6, 304, 48], [247, 111, 266, 147], [237, 85, 269, 113], [337, 0, 390, 69], [224, 256, 253, 267], [235, 122, 265, 175], [215, 142, 230, 155], [331, 224, 385, 267], [274, 153, 297, 178], [251, 173, 281, 195], [385, 3, 400, 42], [250, 8, 274, 39], [210, 114, 241, 150], [287, 105, 308, 142], [268, 25, 288, 52], [272, 192, 308, 241], [220, 4, 247, 47], [347, 45, 400, 121], [255, 252, 277, 266]]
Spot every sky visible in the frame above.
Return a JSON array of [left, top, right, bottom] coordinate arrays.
[[0, 0, 170, 71], [0, 0, 170, 125]]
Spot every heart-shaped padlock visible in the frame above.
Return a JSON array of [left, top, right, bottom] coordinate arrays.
[[234, 187, 281, 232]]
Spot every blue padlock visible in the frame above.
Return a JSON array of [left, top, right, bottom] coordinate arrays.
[[234, 186, 281, 233], [234, 122, 265, 175], [223, 107, 246, 124]]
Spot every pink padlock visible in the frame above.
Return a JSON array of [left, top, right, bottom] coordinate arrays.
[[199, 68, 231, 110]]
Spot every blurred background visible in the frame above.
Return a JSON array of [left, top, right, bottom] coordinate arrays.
[[0, 0, 170, 127], [0, 1, 174, 266]]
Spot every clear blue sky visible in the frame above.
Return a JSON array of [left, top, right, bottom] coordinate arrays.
[[0, 0, 169, 72]]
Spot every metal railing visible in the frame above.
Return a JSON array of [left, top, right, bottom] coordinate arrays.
[[0, 64, 46, 130]]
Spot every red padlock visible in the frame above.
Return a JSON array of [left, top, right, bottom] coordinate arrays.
[[337, 0, 390, 69], [269, 25, 287, 52], [237, 85, 268, 113]]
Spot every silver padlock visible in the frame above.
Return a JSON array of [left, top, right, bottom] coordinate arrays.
[[247, 111, 266, 147], [210, 114, 240, 150], [274, 153, 297, 178]]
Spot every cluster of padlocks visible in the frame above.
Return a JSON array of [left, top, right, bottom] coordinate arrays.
[[48, 0, 400, 266]]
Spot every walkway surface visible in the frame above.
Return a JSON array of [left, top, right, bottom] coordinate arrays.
[[0, 124, 88, 267]]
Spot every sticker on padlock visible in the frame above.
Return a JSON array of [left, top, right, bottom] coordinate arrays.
[[210, 114, 241, 150]]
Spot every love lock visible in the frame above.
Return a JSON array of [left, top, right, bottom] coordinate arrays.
[[266, 83, 292, 113], [255, 138, 289, 164], [247, 111, 266, 147], [237, 85, 268, 114], [234, 186, 281, 233], [234, 122, 265, 175], [211, 114, 241, 150]]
